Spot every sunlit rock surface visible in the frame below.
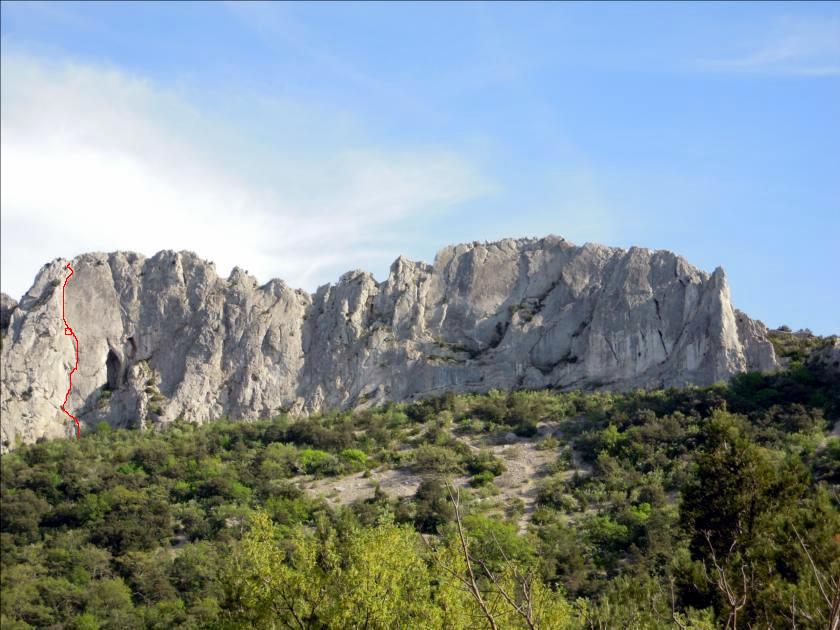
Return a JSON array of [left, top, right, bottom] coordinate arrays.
[[0, 236, 777, 450]]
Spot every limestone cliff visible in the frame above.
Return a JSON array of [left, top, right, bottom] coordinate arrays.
[[0, 236, 777, 450]]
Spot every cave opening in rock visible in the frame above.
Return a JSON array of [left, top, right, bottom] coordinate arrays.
[[106, 350, 122, 390]]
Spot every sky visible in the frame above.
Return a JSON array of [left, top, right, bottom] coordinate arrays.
[[1, 1, 838, 334]]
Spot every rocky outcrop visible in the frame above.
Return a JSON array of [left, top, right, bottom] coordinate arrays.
[[0, 236, 778, 450], [0, 293, 17, 334]]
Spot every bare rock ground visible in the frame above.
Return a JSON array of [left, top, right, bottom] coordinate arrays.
[[298, 421, 592, 530]]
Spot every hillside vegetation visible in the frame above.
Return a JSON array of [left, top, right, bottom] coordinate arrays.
[[1, 360, 838, 629]]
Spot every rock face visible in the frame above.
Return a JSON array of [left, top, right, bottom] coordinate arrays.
[[1, 236, 778, 450], [0, 293, 17, 334]]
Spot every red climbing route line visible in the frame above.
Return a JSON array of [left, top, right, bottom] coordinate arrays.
[[60, 263, 81, 440]]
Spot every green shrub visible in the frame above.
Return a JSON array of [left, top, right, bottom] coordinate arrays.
[[298, 449, 342, 477], [465, 449, 505, 477], [412, 478, 453, 533], [411, 444, 461, 474], [469, 471, 496, 487], [340, 448, 368, 470]]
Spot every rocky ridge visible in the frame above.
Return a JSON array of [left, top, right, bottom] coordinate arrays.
[[0, 236, 777, 450]]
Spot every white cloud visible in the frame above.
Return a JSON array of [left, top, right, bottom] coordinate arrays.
[[0, 52, 489, 299], [698, 17, 840, 76]]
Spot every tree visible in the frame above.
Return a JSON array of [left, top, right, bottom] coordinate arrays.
[[224, 511, 338, 629], [414, 477, 454, 533], [680, 410, 840, 628], [333, 521, 436, 628], [84, 578, 139, 629], [426, 482, 577, 630]]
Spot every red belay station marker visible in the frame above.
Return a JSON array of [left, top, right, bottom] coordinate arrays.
[[60, 263, 81, 440]]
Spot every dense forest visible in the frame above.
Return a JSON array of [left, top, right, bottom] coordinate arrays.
[[1, 333, 838, 629]]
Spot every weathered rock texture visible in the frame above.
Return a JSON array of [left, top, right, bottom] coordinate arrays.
[[1, 236, 777, 450], [0, 293, 17, 334]]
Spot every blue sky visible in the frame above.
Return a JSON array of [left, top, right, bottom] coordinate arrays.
[[1, 1, 838, 334]]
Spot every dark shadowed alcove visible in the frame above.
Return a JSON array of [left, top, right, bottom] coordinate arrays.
[[106, 349, 122, 390]]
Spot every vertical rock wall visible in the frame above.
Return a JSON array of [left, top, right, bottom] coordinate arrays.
[[0, 236, 777, 450]]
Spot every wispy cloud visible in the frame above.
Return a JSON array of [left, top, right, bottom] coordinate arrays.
[[698, 17, 840, 77], [0, 51, 490, 299]]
